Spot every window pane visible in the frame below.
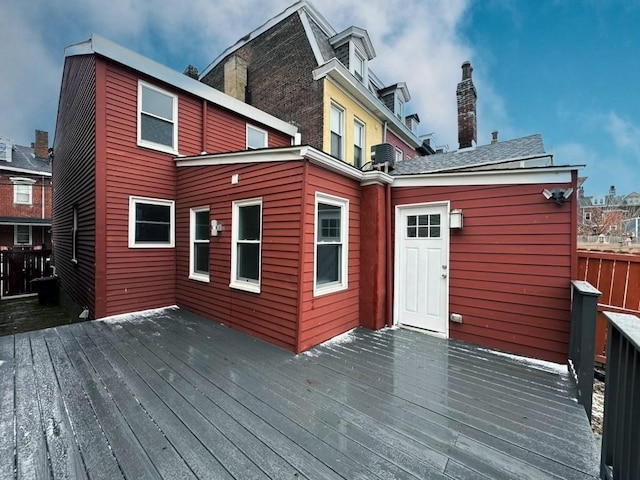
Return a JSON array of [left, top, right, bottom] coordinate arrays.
[[195, 211, 209, 240], [16, 226, 30, 243], [317, 203, 341, 241], [141, 114, 174, 147], [418, 227, 429, 237], [354, 146, 362, 167], [194, 243, 209, 273], [430, 227, 441, 238], [238, 243, 259, 280], [135, 203, 170, 242], [407, 216, 417, 227], [239, 205, 261, 240], [331, 133, 342, 158], [142, 86, 174, 120], [317, 244, 340, 284], [330, 107, 342, 134], [418, 215, 429, 226], [407, 226, 416, 238], [430, 214, 441, 226], [247, 127, 266, 149]]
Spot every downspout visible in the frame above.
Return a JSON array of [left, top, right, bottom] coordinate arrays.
[[41, 175, 45, 219], [385, 181, 393, 328], [383, 121, 388, 143]]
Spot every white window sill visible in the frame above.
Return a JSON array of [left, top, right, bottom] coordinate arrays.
[[137, 139, 178, 156], [189, 273, 210, 283], [128, 242, 175, 249], [314, 282, 347, 297], [229, 279, 260, 294]]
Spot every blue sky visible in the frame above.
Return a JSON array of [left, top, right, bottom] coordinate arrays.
[[1, 0, 638, 197]]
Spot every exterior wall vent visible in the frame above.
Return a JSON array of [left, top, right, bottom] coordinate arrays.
[[371, 143, 395, 169]]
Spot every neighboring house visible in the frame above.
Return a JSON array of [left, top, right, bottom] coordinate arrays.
[[199, 0, 433, 169], [54, 34, 580, 364], [0, 131, 52, 250], [0, 131, 53, 297], [579, 185, 640, 236]]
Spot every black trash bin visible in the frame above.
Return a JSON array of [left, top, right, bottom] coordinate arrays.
[[31, 276, 59, 305]]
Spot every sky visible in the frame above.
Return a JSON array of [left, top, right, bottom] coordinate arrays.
[[1, 0, 638, 197]]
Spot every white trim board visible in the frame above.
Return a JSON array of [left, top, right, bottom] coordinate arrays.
[[392, 167, 575, 187]]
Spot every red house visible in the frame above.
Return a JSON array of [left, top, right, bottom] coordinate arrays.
[[54, 36, 579, 363]]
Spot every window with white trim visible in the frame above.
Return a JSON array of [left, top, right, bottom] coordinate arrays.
[[353, 119, 365, 168], [190, 207, 210, 282], [394, 94, 404, 120], [330, 103, 344, 160], [15, 225, 32, 245], [128, 196, 175, 248], [11, 177, 35, 205], [247, 125, 268, 149], [352, 48, 365, 82], [315, 193, 348, 296], [584, 211, 592, 222], [138, 81, 178, 153], [395, 148, 403, 164], [231, 198, 262, 293]]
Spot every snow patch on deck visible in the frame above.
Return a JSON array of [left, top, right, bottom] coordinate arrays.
[[99, 305, 179, 325], [301, 328, 357, 357], [478, 347, 568, 375]]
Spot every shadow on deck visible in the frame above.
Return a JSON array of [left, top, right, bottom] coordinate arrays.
[[0, 308, 599, 479]]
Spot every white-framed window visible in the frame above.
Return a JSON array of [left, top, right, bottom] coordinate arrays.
[[584, 211, 592, 222], [137, 81, 178, 153], [246, 124, 268, 149], [394, 94, 404, 120], [128, 196, 175, 248], [190, 207, 210, 282], [353, 119, 365, 168], [15, 225, 32, 245], [352, 48, 365, 82], [330, 103, 344, 160], [230, 198, 262, 293], [72, 206, 78, 263], [11, 177, 35, 205], [314, 193, 349, 296], [395, 148, 403, 164]]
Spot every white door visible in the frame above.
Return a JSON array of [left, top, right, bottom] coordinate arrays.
[[396, 204, 449, 334]]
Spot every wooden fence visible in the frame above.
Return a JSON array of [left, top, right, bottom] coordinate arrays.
[[576, 250, 640, 364]]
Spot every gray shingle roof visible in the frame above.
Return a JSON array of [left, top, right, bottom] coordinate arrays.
[[0, 144, 52, 174], [393, 134, 546, 175]]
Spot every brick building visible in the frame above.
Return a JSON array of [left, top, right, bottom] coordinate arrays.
[[0, 130, 52, 250]]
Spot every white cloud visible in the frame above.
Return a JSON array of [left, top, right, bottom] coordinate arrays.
[[605, 112, 640, 160]]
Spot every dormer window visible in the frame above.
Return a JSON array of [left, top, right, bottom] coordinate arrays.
[[329, 26, 376, 86], [394, 95, 404, 120], [352, 47, 366, 82]]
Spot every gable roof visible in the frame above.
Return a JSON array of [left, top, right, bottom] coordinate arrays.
[[0, 143, 52, 176], [65, 35, 298, 138], [392, 134, 554, 175]]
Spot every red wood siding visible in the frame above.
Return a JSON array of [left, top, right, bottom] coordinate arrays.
[[53, 55, 97, 316], [175, 161, 304, 350], [385, 129, 416, 160], [100, 63, 180, 317], [298, 164, 361, 351], [392, 182, 574, 363]]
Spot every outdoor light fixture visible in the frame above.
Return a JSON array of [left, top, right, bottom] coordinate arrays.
[[542, 187, 573, 206], [450, 209, 464, 229]]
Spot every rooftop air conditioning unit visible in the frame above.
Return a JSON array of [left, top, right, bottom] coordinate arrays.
[[371, 143, 395, 170]]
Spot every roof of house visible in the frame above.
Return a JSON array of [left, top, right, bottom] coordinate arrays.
[[199, 0, 422, 149], [393, 134, 550, 175], [65, 35, 298, 138], [0, 143, 52, 176]]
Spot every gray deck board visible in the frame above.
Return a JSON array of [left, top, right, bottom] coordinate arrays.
[[2, 307, 600, 479]]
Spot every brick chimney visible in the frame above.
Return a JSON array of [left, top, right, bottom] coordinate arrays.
[[491, 130, 498, 144], [456, 61, 477, 149], [34, 130, 49, 158]]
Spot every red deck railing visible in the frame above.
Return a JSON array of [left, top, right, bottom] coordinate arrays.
[[577, 250, 640, 364]]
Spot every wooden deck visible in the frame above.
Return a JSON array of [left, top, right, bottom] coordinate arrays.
[[0, 297, 74, 337], [0, 307, 599, 479]]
